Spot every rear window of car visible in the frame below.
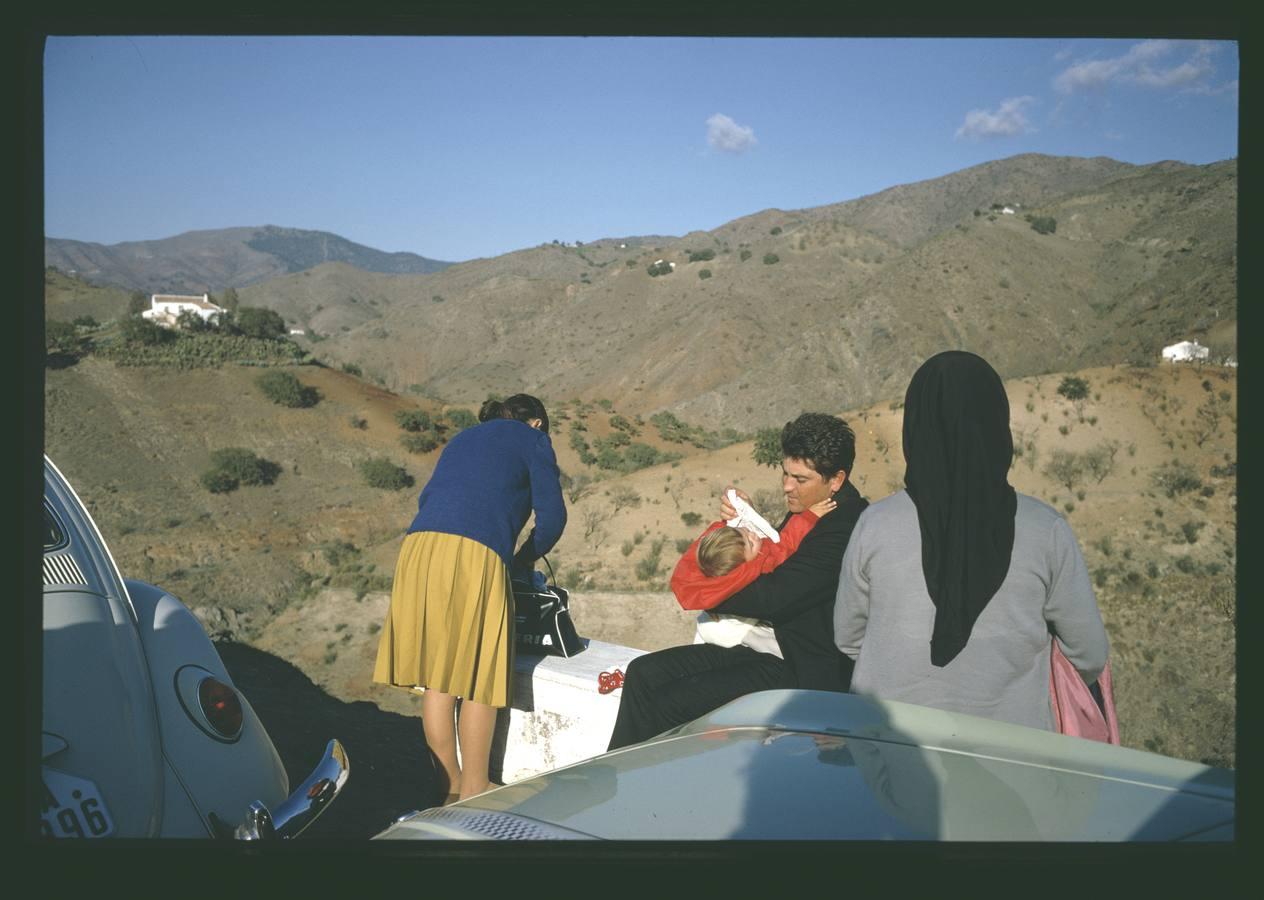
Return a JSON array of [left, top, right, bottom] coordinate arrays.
[[44, 505, 68, 552]]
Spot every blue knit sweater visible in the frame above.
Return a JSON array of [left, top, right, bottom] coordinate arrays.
[[406, 418, 567, 568]]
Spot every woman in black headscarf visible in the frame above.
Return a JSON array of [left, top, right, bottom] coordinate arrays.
[[833, 351, 1108, 731]]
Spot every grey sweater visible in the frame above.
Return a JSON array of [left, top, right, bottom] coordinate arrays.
[[834, 491, 1108, 732]]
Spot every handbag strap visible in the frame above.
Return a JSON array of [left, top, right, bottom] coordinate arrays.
[[537, 554, 570, 610]]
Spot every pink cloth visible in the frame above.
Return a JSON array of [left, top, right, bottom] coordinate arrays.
[[1049, 639, 1119, 744]]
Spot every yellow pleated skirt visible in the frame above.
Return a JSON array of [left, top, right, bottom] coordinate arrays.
[[372, 531, 515, 708]]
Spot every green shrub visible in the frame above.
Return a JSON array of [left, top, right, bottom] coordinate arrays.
[[740, 249, 752, 261], [595, 446, 623, 470], [770, 226, 782, 235], [752, 427, 783, 468], [199, 469, 239, 494], [200, 448, 281, 493], [676, 538, 693, 554], [400, 430, 441, 454], [1057, 376, 1089, 403], [681, 511, 703, 527], [620, 442, 680, 472], [1030, 216, 1057, 235], [763, 253, 780, 265], [256, 370, 318, 407], [349, 414, 367, 430], [358, 457, 414, 490], [698, 269, 712, 280], [688, 248, 716, 262], [1180, 521, 1204, 544], [444, 408, 478, 430], [395, 409, 433, 432], [235, 306, 287, 340], [647, 260, 674, 277], [45, 320, 80, 352], [120, 316, 175, 346], [1151, 462, 1203, 498], [635, 537, 666, 581], [595, 432, 631, 451], [341, 362, 362, 376], [72, 315, 99, 328], [215, 448, 275, 485]]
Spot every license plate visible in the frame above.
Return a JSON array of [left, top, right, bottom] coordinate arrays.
[[40, 768, 115, 838]]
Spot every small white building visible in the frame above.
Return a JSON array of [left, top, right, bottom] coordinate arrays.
[[1161, 340, 1210, 364], [1001, 206, 1016, 215], [142, 293, 224, 328]]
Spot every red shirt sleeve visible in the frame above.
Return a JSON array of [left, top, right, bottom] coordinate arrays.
[[670, 511, 820, 610], [756, 510, 818, 572]]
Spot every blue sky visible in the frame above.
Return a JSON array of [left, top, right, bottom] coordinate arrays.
[[43, 36, 1239, 262]]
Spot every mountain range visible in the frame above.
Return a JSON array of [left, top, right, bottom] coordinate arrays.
[[44, 224, 453, 294], [45, 152, 1237, 430]]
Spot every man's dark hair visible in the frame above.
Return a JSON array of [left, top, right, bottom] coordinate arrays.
[[780, 413, 855, 478]]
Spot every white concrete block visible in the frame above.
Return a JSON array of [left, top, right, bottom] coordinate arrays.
[[489, 639, 648, 784]]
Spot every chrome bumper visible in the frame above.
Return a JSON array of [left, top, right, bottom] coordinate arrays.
[[234, 739, 350, 839]]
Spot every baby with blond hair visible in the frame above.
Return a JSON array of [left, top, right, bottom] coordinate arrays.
[[672, 494, 836, 654]]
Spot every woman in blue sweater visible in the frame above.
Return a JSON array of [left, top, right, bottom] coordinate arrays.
[[373, 394, 567, 802]]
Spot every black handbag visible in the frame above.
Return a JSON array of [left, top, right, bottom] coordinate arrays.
[[511, 557, 585, 657]]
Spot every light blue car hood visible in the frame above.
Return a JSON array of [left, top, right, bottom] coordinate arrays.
[[380, 691, 1234, 841]]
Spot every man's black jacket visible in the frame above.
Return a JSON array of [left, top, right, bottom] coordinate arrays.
[[713, 480, 869, 692]]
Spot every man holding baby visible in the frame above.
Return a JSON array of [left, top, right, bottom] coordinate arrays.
[[606, 412, 868, 750]]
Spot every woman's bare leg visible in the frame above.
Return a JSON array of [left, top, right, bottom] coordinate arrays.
[[455, 700, 499, 799], [421, 689, 460, 800]]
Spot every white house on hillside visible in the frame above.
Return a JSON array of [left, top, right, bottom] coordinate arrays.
[[1161, 340, 1210, 364], [142, 293, 224, 328]]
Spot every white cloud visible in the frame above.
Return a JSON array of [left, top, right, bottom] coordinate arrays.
[[954, 96, 1036, 140], [706, 113, 757, 153], [1054, 39, 1217, 94]]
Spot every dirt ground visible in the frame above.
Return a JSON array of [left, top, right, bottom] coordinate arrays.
[[219, 589, 696, 839]]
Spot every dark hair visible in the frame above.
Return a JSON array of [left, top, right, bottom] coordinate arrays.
[[780, 412, 855, 479], [478, 393, 550, 433]]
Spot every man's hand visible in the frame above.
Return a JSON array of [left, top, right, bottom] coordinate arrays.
[[720, 486, 752, 520]]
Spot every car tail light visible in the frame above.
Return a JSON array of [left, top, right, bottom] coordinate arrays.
[[175, 666, 244, 742], [198, 677, 244, 739]]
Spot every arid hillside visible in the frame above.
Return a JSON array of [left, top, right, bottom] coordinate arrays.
[[44, 354, 1236, 769], [45, 154, 1237, 433]]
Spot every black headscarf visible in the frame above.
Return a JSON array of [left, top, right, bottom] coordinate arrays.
[[902, 351, 1017, 667]]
